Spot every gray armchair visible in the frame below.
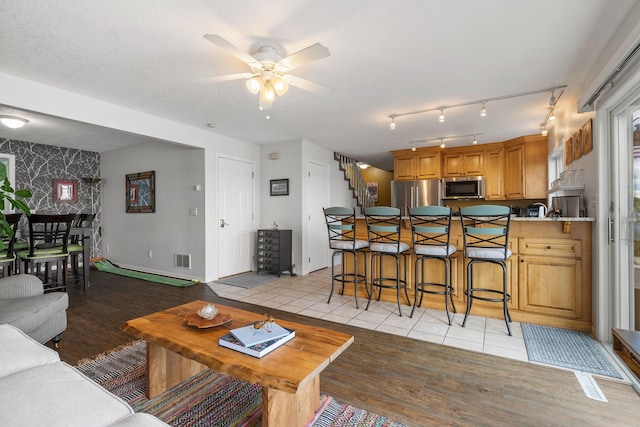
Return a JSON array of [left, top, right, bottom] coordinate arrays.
[[0, 274, 68, 346]]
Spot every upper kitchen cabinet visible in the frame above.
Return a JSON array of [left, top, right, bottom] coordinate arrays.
[[485, 146, 505, 200], [504, 135, 548, 199], [392, 148, 442, 180], [442, 148, 485, 177]]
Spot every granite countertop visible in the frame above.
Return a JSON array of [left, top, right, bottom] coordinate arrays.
[[511, 216, 595, 222]]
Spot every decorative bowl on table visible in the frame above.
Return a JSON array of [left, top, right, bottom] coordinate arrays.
[[185, 304, 232, 328], [197, 303, 218, 319]]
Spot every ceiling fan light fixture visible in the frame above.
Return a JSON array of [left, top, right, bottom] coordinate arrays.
[[272, 77, 288, 96], [0, 115, 28, 129], [246, 77, 261, 94]]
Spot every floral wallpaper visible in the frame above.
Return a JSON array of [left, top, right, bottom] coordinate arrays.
[[0, 137, 102, 258]]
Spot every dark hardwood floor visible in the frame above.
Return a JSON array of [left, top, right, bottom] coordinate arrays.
[[51, 269, 640, 426]]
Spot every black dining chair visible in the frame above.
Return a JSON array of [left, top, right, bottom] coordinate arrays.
[[17, 214, 75, 292], [0, 213, 23, 277], [68, 213, 95, 290]]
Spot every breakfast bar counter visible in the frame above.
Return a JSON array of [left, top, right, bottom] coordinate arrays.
[[344, 216, 594, 330]]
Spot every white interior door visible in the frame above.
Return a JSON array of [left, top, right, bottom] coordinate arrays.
[[306, 161, 329, 274], [218, 157, 254, 278]]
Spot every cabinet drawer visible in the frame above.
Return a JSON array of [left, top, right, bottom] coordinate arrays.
[[518, 238, 580, 258]]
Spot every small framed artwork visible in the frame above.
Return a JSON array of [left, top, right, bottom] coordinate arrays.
[[564, 137, 573, 166], [573, 129, 582, 161], [126, 171, 156, 213], [367, 182, 379, 202], [270, 178, 289, 196], [53, 179, 78, 203], [582, 118, 593, 155]]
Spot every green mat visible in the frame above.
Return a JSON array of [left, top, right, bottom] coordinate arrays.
[[92, 260, 197, 287]]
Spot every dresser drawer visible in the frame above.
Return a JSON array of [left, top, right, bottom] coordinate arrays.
[[518, 238, 581, 258]]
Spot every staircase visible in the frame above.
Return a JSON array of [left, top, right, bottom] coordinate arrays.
[[334, 152, 375, 213]]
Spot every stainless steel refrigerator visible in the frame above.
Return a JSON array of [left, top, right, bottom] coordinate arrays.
[[391, 179, 442, 216]]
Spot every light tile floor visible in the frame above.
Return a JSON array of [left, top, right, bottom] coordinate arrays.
[[208, 268, 530, 362]]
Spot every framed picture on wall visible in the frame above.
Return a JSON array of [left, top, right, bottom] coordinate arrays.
[[270, 179, 289, 196], [582, 118, 593, 155], [126, 171, 156, 213], [367, 182, 379, 202], [564, 137, 573, 166], [573, 129, 582, 161], [53, 179, 78, 203]]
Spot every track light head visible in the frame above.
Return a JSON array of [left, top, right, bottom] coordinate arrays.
[[389, 117, 396, 130], [480, 103, 487, 117], [549, 90, 557, 106], [438, 109, 445, 123]]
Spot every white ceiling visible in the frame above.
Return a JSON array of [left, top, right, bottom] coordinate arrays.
[[0, 0, 636, 170]]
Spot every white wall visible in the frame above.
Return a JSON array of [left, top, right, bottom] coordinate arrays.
[[260, 139, 355, 276], [101, 142, 205, 279]]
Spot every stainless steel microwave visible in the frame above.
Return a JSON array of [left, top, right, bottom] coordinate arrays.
[[442, 176, 485, 199]]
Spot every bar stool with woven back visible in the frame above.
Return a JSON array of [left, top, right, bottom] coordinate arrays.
[[409, 206, 457, 323], [323, 207, 369, 308], [0, 213, 23, 276], [459, 205, 513, 335], [364, 206, 411, 316]]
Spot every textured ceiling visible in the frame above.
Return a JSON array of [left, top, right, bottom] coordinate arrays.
[[0, 0, 636, 169]]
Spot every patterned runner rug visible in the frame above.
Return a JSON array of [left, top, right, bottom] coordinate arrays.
[[521, 323, 623, 379], [76, 340, 407, 427]]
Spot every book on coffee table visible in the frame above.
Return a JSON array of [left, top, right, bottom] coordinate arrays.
[[219, 329, 295, 358], [229, 321, 292, 347]]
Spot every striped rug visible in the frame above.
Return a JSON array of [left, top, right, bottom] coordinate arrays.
[[76, 340, 406, 427]]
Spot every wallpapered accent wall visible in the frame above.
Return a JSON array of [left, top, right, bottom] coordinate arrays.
[[0, 138, 102, 258]]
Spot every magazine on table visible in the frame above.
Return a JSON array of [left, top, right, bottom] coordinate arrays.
[[219, 328, 295, 358], [229, 321, 292, 347]]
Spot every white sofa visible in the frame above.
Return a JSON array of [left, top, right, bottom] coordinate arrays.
[[0, 324, 168, 427]]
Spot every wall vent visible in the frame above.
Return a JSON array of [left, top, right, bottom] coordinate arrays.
[[175, 253, 191, 269]]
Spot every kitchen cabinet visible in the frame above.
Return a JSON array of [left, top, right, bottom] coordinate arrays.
[[392, 148, 441, 180], [442, 149, 484, 177], [343, 218, 593, 330], [256, 229, 292, 276], [484, 147, 505, 200], [504, 135, 548, 199], [518, 238, 583, 319]]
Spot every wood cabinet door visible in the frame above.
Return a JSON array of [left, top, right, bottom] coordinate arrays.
[[463, 151, 484, 176], [415, 152, 441, 179], [394, 156, 416, 180], [504, 143, 524, 199], [485, 148, 504, 200], [518, 255, 582, 318], [443, 154, 464, 177]]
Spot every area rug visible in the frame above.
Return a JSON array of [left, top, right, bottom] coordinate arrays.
[[76, 340, 407, 427], [521, 323, 623, 379], [213, 271, 281, 289], [93, 260, 197, 287]]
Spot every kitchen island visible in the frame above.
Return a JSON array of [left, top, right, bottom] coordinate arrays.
[[344, 216, 594, 330]]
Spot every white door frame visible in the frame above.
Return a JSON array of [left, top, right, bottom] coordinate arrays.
[[595, 58, 640, 341]]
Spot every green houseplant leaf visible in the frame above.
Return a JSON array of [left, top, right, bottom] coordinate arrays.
[[0, 162, 32, 251]]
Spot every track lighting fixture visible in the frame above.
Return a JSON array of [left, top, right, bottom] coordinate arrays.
[[438, 109, 445, 123], [549, 90, 557, 106], [472, 135, 478, 144], [389, 117, 396, 130], [541, 126, 548, 136], [480, 103, 487, 117], [440, 139, 445, 148], [411, 145, 416, 152], [549, 108, 556, 122], [405, 133, 484, 150]]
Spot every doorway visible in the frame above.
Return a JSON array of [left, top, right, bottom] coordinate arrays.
[[217, 156, 255, 278], [306, 161, 329, 274]]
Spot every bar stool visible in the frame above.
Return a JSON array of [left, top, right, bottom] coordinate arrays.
[[459, 205, 513, 335], [409, 206, 457, 323], [323, 207, 369, 308], [364, 207, 410, 316]]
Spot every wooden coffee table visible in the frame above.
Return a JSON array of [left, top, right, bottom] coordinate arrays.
[[120, 300, 354, 426]]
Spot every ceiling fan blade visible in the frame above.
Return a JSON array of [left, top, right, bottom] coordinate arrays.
[[283, 75, 334, 96], [203, 34, 260, 67], [279, 43, 330, 71], [197, 73, 256, 84]]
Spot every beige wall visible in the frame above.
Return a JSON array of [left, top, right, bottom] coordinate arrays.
[[361, 166, 393, 206]]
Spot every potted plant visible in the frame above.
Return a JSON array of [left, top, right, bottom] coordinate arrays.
[[0, 162, 31, 250]]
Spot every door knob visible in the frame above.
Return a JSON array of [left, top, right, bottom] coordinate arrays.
[[220, 219, 230, 228]]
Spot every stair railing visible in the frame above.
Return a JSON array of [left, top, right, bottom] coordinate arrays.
[[334, 153, 375, 213]]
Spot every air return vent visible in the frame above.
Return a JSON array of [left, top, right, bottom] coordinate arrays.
[[175, 254, 191, 269]]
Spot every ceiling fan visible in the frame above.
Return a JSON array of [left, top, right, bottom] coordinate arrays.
[[202, 34, 333, 110]]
